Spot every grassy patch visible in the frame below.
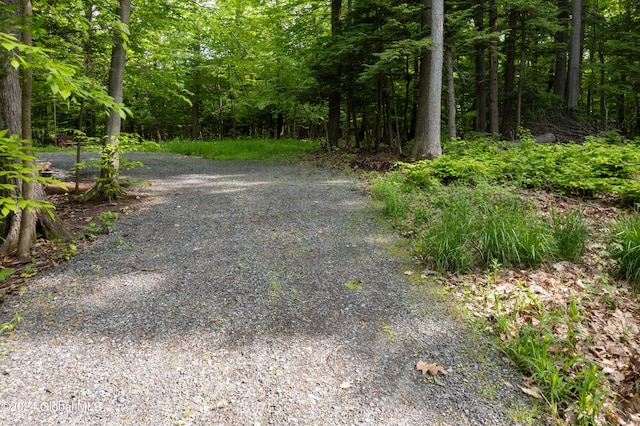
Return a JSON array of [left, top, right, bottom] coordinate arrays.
[[609, 213, 640, 288], [162, 138, 321, 162]]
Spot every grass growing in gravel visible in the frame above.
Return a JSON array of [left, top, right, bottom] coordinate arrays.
[[162, 138, 321, 162]]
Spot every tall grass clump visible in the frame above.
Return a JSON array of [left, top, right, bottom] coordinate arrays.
[[411, 184, 556, 272], [552, 211, 589, 261], [162, 138, 320, 162], [370, 172, 415, 226], [609, 213, 640, 288]]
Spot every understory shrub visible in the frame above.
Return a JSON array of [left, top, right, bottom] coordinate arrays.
[[400, 133, 640, 206]]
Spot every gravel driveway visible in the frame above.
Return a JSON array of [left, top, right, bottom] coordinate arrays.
[[0, 152, 537, 425]]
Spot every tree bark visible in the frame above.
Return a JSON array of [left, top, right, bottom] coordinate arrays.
[[501, 9, 518, 137], [445, 48, 456, 140], [412, 0, 443, 159], [566, 0, 582, 109], [488, 0, 499, 134], [79, 0, 131, 202], [473, 0, 487, 132], [17, 0, 35, 259], [553, 0, 569, 98], [327, 0, 342, 150]]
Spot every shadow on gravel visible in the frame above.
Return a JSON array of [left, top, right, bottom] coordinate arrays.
[[0, 153, 536, 425]]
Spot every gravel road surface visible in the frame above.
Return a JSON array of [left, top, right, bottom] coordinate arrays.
[[0, 152, 538, 425]]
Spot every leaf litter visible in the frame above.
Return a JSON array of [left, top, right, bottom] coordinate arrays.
[[440, 191, 640, 425]]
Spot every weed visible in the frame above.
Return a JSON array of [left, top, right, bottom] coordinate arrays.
[[0, 312, 22, 336], [86, 211, 119, 237], [345, 279, 363, 290]]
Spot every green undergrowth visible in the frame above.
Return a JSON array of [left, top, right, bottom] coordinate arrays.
[[371, 176, 588, 273], [369, 138, 640, 423], [401, 131, 640, 207], [162, 138, 321, 162]]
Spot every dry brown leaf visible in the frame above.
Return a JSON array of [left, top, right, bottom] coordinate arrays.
[[416, 360, 448, 376], [520, 386, 542, 399]]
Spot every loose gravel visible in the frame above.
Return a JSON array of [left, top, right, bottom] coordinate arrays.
[[0, 152, 538, 425]]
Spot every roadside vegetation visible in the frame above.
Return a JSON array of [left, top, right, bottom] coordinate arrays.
[[370, 132, 640, 425]]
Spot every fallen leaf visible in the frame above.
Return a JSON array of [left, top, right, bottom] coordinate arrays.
[[339, 380, 352, 389], [416, 360, 448, 376], [520, 386, 542, 399]]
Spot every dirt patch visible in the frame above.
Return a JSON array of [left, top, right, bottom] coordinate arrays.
[[0, 180, 146, 300]]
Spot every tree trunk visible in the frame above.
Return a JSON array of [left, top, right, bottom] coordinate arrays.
[[474, 0, 487, 132], [488, 0, 499, 135], [412, 0, 443, 159], [79, 0, 131, 202], [553, 0, 569, 97], [445, 48, 456, 140], [327, 0, 342, 150], [566, 0, 582, 109], [501, 9, 517, 137], [17, 0, 35, 259]]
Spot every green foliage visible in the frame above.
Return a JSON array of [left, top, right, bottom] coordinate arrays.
[[0, 131, 63, 218], [401, 135, 640, 206], [609, 213, 640, 289], [86, 211, 119, 237], [410, 184, 554, 272], [373, 172, 591, 273], [551, 211, 589, 262], [162, 138, 320, 163], [0, 268, 15, 281], [491, 286, 608, 425], [0, 312, 22, 336]]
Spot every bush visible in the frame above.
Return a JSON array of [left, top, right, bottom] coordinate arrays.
[[609, 213, 640, 289]]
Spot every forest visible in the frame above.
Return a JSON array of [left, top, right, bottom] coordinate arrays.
[[2, 0, 640, 150], [2, 1, 640, 424]]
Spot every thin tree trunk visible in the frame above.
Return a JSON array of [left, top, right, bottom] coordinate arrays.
[[79, 0, 131, 202], [17, 0, 35, 259], [327, 0, 342, 150], [553, 0, 569, 97], [488, 0, 499, 134], [501, 10, 517, 137], [566, 0, 582, 109], [474, 0, 487, 132], [445, 48, 456, 140]]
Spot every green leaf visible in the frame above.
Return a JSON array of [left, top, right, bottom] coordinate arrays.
[[0, 268, 15, 281], [10, 58, 19, 69]]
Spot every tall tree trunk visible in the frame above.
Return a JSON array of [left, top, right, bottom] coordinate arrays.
[[190, 42, 202, 140], [412, 0, 443, 159], [79, 0, 131, 202], [445, 48, 456, 140], [474, 0, 487, 132], [0, 0, 23, 256], [327, 0, 342, 150], [566, 0, 582, 109], [17, 0, 35, 259], [553, 0, 569, 97], [488, 0, 499, 135], [501, 9, 517, 137]]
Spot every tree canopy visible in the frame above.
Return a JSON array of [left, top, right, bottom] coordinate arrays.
[[4, 0, 640, 148]]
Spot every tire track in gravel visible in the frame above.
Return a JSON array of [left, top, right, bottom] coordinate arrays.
[[0, 152, 540, 425]]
